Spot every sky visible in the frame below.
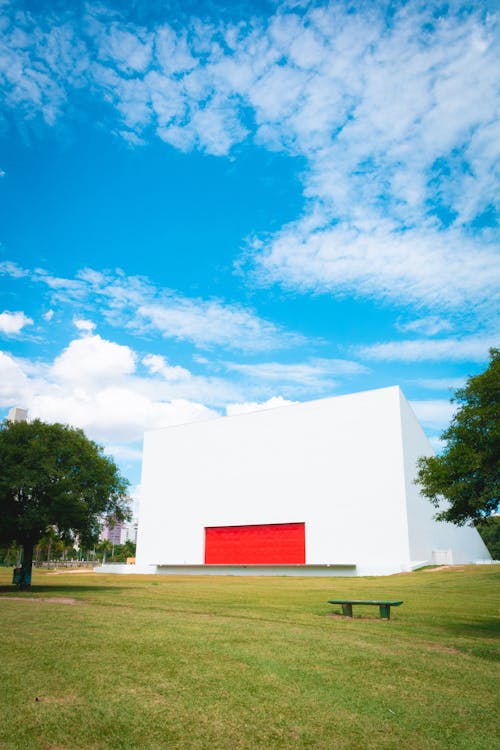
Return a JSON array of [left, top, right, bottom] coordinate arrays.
[[0, 0, 498, 511]]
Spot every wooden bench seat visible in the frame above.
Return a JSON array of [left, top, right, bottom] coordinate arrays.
[[328, 599, 403, 619]]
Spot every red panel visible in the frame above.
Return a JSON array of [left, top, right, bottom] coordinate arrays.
[[204, 522, 305, 564]]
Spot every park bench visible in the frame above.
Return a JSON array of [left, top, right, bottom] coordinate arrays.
[[328, 599, 403, 620]]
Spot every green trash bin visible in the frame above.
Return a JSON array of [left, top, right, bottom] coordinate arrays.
[[12, 567, 31, 588]]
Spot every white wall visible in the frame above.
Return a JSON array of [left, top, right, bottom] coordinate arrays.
[[136, 385, 490, 574], [399, 392, 490, 563], [137, 387, 412, 569]]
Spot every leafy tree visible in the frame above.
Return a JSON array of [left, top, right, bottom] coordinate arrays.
[[110, 540, 136, 562], [95, 539, 136, 563], [0, 541, 21, 567], [96, 539, 113, 564], [416, 348, 499, 525], [475, 516, 500, 560], [0, 419, 130, 587], [122, 539, 136, 558]]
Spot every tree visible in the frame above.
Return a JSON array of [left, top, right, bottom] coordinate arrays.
[[0, 419, 130, 587], [111, 539, 136, 563], [96, 539, 113, 564], [416, 348, 499, 525], [475, 516, 500, 560]]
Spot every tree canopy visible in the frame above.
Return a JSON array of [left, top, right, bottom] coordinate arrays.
[[475, 516, 500, 560], [416, 348, 499, 525], [0, 418, 130, 585]]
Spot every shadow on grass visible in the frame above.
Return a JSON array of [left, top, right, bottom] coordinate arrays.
[[442, 618, 500, 640], [0, 584, 134, 595]]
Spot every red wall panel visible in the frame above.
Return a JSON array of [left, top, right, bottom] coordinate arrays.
[[204, 522, 305, 564]]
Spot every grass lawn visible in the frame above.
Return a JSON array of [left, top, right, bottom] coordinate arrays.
[[0, 565, 498, 750]]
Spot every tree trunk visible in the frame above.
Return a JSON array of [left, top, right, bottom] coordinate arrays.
[[19, 541, 34, 589]]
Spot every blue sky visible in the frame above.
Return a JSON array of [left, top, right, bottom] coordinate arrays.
[[0, 0, 498, 506]]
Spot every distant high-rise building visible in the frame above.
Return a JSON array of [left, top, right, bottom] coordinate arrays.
[[8, 407, 28, 423], [101, 519, 124, 545], [122, 521, 138, 545]]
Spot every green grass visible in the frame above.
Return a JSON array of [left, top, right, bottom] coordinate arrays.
[[0, 566, 498, 750]]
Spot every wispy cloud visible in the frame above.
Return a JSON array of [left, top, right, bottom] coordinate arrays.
[[0, 261, 27, 278], [251, 221, 499, 315], [0, 2, 497, 321], [396, 316, 454, 337], [226, 396, 296, 417], [356, 335, 498, 362], [1, 261, 302, 352], [411, 377, 466, 392], [137, 299, 300, 351], [224, 357, 368, 392], [409, 399, 456, 431]]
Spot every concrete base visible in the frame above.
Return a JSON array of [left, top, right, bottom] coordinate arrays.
[[154, 563, 357, 576], [94, 563, 153, 575], [94, 561, 434, 577]]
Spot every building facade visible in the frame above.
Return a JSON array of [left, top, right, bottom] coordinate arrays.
[[135, 386, 490, 576]]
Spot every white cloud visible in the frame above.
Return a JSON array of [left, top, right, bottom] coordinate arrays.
[[396, 317, 454, 337], [31, 387, 217, 443], [357, 335, 498, 362], [226, 395, 296, 416], [51, 334, 136, 383], [0, 351, 29, 405], [244, 5, 499, 315], [252, 220, 499, 313], [142, 353, 191, 382], [74, 318, 96, 332], [137, 299, 299, 351], [225, 358, 367, 387], [413, 377, 466, 391], [154, 25, 196, 75], [0, 11, 88, 124], [410, 399, 456, 431], [96, 23, 153, 75], [0, 1, 497, 339], [0, 261, 27, 278], [1, 261, 300, 353], [428, 435, 446, 454], [43, 310, 54, 322], [0, 337, 221, 448], [0, 310, 33, 335], [103, 443, 143, 463]]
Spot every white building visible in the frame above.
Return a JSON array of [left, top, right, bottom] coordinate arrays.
[[122, 520, 138, 545], [7, 407, 28, 423], [135, 386, 490, 576], [101, 519, 138, 546]]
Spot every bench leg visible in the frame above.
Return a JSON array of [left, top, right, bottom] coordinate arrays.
[[341, 603, 353, 617], [379, 604, 391, 619]]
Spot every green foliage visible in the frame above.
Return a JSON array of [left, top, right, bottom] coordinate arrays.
[[416, 348, 500, 525], [95, 539, 136, 563], [111, 539, 136, 562], [0, 542, 21, 566], [0, 419, 130, 582], [475, 516, 500, 560]]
